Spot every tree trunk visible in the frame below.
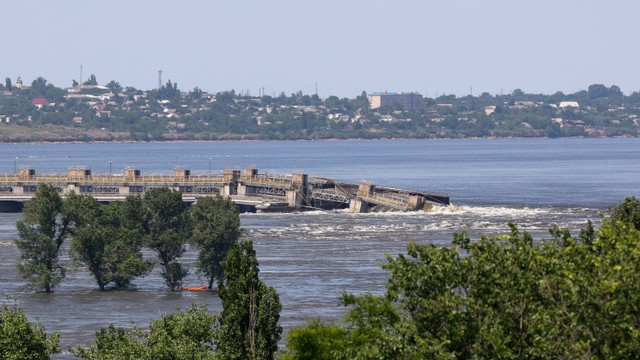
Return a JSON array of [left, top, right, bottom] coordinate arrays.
[[166, 272, 175, 291], [249, 289, 257, 359]]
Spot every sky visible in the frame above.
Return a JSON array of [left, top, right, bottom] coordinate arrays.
[[3, 0, 640, 98]]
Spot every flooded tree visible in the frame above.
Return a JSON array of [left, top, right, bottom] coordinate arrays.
[[15, 184, 70, 293], [66, 193, 152, 290], [73, 243, 282, 359], [190, 195, 241, 289], [140, 188, 190, 291]]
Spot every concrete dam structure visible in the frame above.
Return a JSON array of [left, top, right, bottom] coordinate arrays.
[[0, 167, 450, 213]]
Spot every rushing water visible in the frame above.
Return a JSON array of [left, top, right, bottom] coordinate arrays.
[[0, 138, 638, 355]]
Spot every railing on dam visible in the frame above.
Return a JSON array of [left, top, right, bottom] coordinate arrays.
[[0, 174, 228, 184], [309, 188, 352, 203], [0, 167, 450, 213], [358, 192, 412, 211], [239, 174, 295, 188]]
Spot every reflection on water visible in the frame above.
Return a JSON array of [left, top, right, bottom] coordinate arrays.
[[0, 205, 599, 354]]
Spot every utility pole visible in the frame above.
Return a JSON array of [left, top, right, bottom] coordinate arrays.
[[158, 70, 162, 89], [80, 65, 83, 85]]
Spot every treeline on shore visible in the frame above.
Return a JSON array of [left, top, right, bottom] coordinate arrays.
[[3, 189, 640, 358], [1, 75, 639, 142]]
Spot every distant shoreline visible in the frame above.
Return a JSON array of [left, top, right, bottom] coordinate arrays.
[[0, 134, 637, 146]]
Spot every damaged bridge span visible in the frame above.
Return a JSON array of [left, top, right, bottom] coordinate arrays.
[[0, 167, 450, 213]]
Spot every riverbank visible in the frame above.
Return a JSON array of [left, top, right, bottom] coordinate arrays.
[[0, 124, 636, 145]]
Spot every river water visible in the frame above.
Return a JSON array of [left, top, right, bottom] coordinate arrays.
[[0, 138, 638, 355]]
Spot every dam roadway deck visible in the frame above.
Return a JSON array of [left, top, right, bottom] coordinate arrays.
[[0, 167, 450, 213]]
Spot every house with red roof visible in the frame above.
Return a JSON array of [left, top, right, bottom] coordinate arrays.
[[31, 98, 48, 109]]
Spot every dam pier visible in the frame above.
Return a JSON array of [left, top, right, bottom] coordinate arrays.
[[0, 167, 449, 213]]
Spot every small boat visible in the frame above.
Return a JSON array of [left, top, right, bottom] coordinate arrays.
[[180, 285, 208, 291]]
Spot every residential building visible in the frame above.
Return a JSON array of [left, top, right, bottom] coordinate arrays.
[[368, 92, 423, 111], [32, 98, 48, 109], [559, 101, 580, 109]]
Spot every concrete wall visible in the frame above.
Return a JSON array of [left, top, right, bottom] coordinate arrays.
[[286, 189, 302, 209], [349, 198, 368, 213]]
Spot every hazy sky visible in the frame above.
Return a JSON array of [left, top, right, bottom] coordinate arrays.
[[4, 1, 639, 98]]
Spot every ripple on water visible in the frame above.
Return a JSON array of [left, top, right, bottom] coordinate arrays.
[[0, 204, 601, 350]]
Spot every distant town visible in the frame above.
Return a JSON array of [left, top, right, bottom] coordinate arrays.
[[0, 75, 638, 142]]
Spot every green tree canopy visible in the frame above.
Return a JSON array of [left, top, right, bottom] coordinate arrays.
[[83, 74, 98, 86], [0, 301, 60, 359], [73, 242, 282, 359], [28, 77, 66, 102], [609, 196, 640, 230], [282, 319, 348, 360], [190, 196, 241, 289], [150, 80, 180, 101], [71, 304, 218, 360], [286, 200, 640, 359], [15, 184, 70, 293], [141, 188, 190, 291], [66, 193, 152, 290], [105, 80, 123, 94], [189, 86, 203, 100], [218, 241, 282, 360]]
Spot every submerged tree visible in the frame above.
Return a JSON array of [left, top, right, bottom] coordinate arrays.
[[74, 242, 282, 359], [15, 184, 70, 293], [66, 193, 152, 290], [190, 196, 241, 289], [141, 188, 190, 291], [217, 241, 282, 360], [0, 301, 60, 359]]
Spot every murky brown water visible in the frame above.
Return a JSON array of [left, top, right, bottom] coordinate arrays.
[[0, 205, 599, 358]]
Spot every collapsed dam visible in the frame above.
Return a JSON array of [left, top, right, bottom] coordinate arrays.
[[0, 167, 449, 213]]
